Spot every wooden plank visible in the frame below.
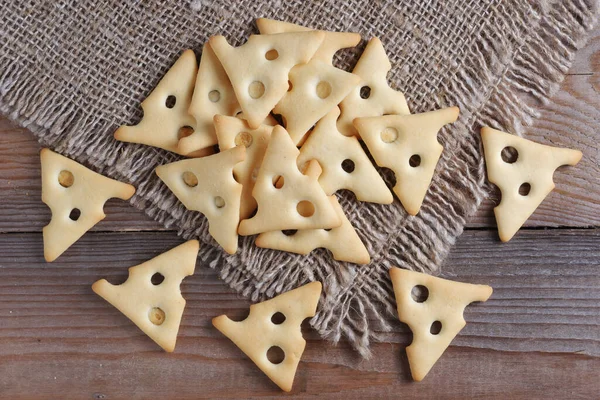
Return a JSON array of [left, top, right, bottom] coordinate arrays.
[[0, 229, 598, 397], [568, 24, 600, 75]]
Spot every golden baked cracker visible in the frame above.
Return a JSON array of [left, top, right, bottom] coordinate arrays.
[[114, 50, 199, 155], [237, 126, 341, 236], [337, 37, 411, 137], [256, 18, 361, 65], [273, 59, 360, 145], [179, 42, 241, 156], [155, 147, 245, 254], [481, 126, 582, 242], [209, 31, 325, 129], [212, 281, 322, 392], [92, 240, 199, 352], [297, 106, 393, 204], [353, 107, 460, 215], [214, 115, 274, 220], [256, 196, 370, 264], [41, 148, 135, 262], [389, 267, 492, 381]]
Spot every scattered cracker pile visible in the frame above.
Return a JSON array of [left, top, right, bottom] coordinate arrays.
[[37, 18, 582, 392]]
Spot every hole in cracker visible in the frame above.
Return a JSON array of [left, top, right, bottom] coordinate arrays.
[[411, 285, 429, 303], [178, 126, 195, 139], [271, 312, 286, 325], [267, 346, 285, 364], [501, 146, 518, 164], [324, 228, 332, 232], [316, 81, 332, 99], [381, 127, 398, 143], [282, 229, 297, 236], [165, 95, 176, 109], [208, 90, 221, 103], [214, 196, 226, 208], [341, 159, 355, 173], [519, 182, 531, 196], [69, 208, 81, 221], [151, 272, 165, 285], [430, 320, 442, 335], [272, 175, 284, 189], [182, 171, 198, 187], [265, 49, 279, 60], [149, 307, 166, 325], [58, 170, 74, 188], [248, 81, 265, 99], [287, 80, 293, 91], [360, 86, 371, 99], [296, 200, 315, 218], [234, 131, 253, 147], [409, 154, 421, 167]]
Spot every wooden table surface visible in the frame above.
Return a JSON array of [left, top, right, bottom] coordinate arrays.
[[1, 28, 599, 400]]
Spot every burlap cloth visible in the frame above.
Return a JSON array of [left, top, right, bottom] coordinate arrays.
[[1, 0, 597, 357]]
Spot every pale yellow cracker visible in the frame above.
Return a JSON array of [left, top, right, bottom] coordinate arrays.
[[237, 126, 341, 236], [481, 126, 582, 242], [273, 59, 360, 145], [209, 31, 325, 129], [92, 240, 199, 352], [353, 107, 460, 215], [115, 50, 200, 156], [155, 147, 245, 254], [298, 106, 393, 204], [213, 281, 322, 392], [338, 37, 411, 137], [41, 148, 135, 262], [214, 115, 274, 220], [256, 196, 370, 264], [256, 18, 361, 65], [389, 267, 492, 381], [179, 42, 241, 156]]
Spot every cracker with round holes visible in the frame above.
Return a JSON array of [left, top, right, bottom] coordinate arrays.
[[389, 267, 492, 381], [41, 148, 135, 262], [115, 50, 203, 156], [92, 240, 199, 352], [337, 37, 411, 138], [179, 42, 241, 156], [298, 106, 392, 204], [256, 18, 361, 65], [481, 126, 582, 242], [237, 126, 341, 236], [209, 31, 325, 129], [256, 196, 370, 264], [213, 281, 321, 392], [354, 107, 460, 215], [155, 147, 245, 254], [273, 59, 360, 145], [214, 115, 274, 220]]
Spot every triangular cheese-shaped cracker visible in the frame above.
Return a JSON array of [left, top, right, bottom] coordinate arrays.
[[92, 240, 199, 352], [389, 267, 492, 381], [40, 149, 135, 262], [256, 196, 370, 264], [214, 115, 274, 220], [209, 31, 325, 129], [256, 18, 361, 65], [273, 59, 360, 145], [481, 126, 582, 242], [238, 126, 341, 236], [114, 50, 199, 155], [298, 107, 393, 204], [179, 42, 241, 156], [213, 281, 322, 392], [337, 38, 411, 137], [155, 147, 245, 254], [354, 107, 460, 215]]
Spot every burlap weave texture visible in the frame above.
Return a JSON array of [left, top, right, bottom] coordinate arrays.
[[0, 0, 597, 356]]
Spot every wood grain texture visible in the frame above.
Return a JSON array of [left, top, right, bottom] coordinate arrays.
[[0, 229, 598, 398]]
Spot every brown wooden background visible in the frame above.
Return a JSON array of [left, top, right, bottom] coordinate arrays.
[[0, 28, 598, 400]]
